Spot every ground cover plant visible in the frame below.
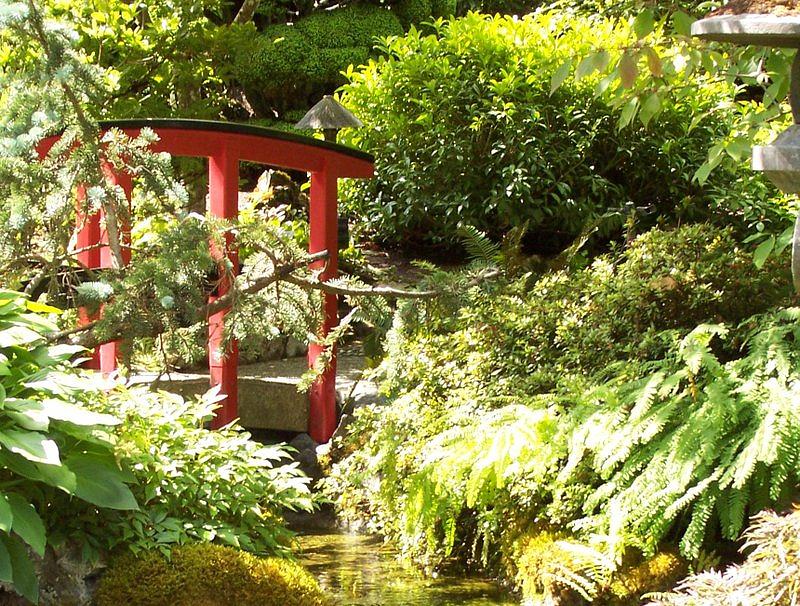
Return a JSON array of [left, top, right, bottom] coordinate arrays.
[[95, 542, 332, 606]]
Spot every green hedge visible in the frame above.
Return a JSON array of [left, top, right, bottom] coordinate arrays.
[[338, 12, 764, 245]]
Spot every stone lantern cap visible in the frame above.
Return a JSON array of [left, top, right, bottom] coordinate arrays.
[[753, 125, 800, 191], [295, 96, 363, 131], [692, 14, 800, 46]]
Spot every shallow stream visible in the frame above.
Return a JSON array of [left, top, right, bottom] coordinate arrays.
[[298, 531, 518, 606]]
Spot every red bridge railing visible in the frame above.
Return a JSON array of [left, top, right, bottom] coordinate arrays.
[[38, 119, 374, 443]]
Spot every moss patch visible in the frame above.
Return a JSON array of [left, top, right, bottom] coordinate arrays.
[[94, 543, 333, 606]]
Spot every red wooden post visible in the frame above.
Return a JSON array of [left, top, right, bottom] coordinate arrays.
[[75, 184, 101, 370], [98, 168, 133, 373], [307, 167, 339, 443], [208, 148, 240, 428]]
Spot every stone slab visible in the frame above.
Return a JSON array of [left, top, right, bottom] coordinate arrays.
[[131, 354, 372, 433], [692, 15, 800, 47]]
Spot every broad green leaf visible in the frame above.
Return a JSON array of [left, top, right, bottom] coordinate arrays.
[[5, 411, 49, 432], [0, 494, 12, 532], [725, 139, 751, 162], [24, 301, 60, 315], [633, 9, 655, 39], [575, 50, 609, 81], [550, 61, 571, 95], [40, 399, 120, 427], [0, 451, 75, 493], [3, 534, 38, 603], [0, 430, 59, 465], [776, 225, 794, 255], [0, 326, 42, 349], [618, 97, 639, 129], [754, 235, 775, 268], [639, 92, 661, 127], [644, 47, 663, 77], [7, 494, 45, 557], [0, 536, 12, 584], [673, 11, 695, 36], [66, 454, 138, 510]]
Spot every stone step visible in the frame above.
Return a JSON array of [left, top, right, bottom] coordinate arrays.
[[131, 355, 373, 433]]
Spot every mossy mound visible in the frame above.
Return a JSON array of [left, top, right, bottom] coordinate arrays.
[[234, 5, 402, 116], [94, 543, 333, 606], [513, 529, 687, 605], [295, 5, 403, 49]]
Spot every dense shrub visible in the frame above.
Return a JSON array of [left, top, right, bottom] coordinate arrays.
[[0, 292, 137, 602], [339, 12, 779, 245], [95, 543, 332, 606], [324, 224, 796, 591], [48, 386, 314, 560], [380, 224, 790, 398]]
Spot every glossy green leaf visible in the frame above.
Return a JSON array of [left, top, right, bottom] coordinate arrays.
[[633, 9, 655, 39], [673, 11, 695, 36], [0, 536, 12, 584], [3, 534, 38, 603], [550, 61, 571, 95], [39, 399, 120, 427], [66, 454, 138, 510], [0, 326, 42, 349], [0, 429, 59, 465], [639, 92, 661, 127], [753, 235, 775, 269], [7, 494, 45, 557], [0, 494, 12, 533]]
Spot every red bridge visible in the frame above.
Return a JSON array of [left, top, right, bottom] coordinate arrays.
[[38, 119, 374, 443]]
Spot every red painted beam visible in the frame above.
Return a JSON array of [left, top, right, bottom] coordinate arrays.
[[98, 166, 133, 374], [207, 148, 240, 428], [307, 167, 339, 443], [75, 185, 101, 371]]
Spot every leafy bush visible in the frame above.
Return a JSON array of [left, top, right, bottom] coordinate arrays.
[[339, 12, 778, 245], [49, 386, 314, 561], [561, 311, 800, 560], [380, 224, 790, 398], [324, 224, 797, 589], [95, 543, 332, 606], [647, 508, 800, 606], [0, 292, 313, 603], [0, 291, 137, 602]]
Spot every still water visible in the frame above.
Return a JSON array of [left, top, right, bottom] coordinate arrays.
[[298, 531, 519, 606]]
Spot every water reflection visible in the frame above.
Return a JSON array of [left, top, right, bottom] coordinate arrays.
[[298, 531, 518, 606]]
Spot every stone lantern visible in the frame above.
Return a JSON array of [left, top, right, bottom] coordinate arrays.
[[295, 95, 363, 143], [692, 6, 800, 290], [296, 95, 364, 249]]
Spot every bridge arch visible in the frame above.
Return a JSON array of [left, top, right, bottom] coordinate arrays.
[[38, 119, 374, 442]]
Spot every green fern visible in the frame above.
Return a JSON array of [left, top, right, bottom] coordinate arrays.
[[458, 225, 501, 265], [564, 308, 800, 559]]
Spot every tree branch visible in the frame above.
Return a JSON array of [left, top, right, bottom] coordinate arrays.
[[233, 0, 261, 24], [283, 267, 503, 299]]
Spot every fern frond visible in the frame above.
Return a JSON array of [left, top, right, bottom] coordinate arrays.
[[459, 225, 501, 264]]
